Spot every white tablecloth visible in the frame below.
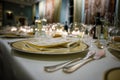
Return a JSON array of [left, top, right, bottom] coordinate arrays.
[[0, 37, 120, 80]]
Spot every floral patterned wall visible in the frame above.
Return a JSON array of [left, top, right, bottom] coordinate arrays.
[[84, 0, 116, 24], [36, 0, 116, 24], [74, 0, 82, 23], [45, 0, 61, 23], [45, 0, 55, 23]]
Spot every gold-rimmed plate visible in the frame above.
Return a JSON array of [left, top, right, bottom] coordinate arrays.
[[104, 67, 120, 80], [0, 33, 33, 38], [109, 43, 120, 52], [10, 38, 89, 55]]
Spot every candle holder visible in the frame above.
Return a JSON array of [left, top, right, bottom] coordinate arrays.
[[35, 20, 43, 38]]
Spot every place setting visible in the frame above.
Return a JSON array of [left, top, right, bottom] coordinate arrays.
[[10, 36, 89, 55], [0, 26, 34, 38], [10, 34, 90, 64]]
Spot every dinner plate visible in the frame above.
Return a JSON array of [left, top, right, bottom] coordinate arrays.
[[0, 33, 33, 38], [104, 67, 120, 80], [10, 37, 89, 55], [109, 43, 120, 52]]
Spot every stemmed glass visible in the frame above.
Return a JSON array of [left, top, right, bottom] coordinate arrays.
[[84, 25, 94, 48]]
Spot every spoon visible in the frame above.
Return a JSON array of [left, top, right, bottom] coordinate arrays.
[[63, 50, 105, 73], [44, 51, 95, 72]]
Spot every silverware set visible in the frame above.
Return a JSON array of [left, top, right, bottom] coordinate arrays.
[[44, 50, 105, 73]]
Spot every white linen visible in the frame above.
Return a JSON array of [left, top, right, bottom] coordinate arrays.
[[0, 37, 120, 80]]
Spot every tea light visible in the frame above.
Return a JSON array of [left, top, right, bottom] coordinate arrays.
[[19, 27, 26, 32], [35, 20, 41, 23], [11, 27, 17, 32], [72, 30, 80, 36]]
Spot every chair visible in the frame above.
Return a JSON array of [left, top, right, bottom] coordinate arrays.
[[0, 45, 16, 80]]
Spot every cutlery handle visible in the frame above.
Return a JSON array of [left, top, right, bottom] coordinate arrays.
[[44, 57, 82, 72], [63, 58, 93, 73]]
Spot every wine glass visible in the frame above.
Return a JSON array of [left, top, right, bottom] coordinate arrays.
[[80, 24, 94, 49]]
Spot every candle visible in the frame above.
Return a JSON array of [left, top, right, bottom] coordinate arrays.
[[72, 30, 80, 36], [11, 27, 17, 32]]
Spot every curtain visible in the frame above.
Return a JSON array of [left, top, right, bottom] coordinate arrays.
[[53, 0, 62, 23], [74, 0, 82, 23], [45, 0, 61, 23], [84, 0, 116, 24], [32, 4, 36, 20], [45, 0, 55, 23], [39, 1, 45, 19]]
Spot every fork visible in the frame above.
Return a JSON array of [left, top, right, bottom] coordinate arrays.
[[44, 50, 95, 72], [63, 50, 105, 73]]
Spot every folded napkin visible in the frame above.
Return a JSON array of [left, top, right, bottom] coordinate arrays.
[[26, 38, 79, 49]]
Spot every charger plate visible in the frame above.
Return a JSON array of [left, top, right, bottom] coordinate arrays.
[[109, 43, 120, 52], [0, 33, 33, 38], [10, 37, 89, 55], [104, 67, 120, 80]]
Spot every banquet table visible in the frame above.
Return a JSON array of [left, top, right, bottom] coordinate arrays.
[[0, 36, 120, 80]]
